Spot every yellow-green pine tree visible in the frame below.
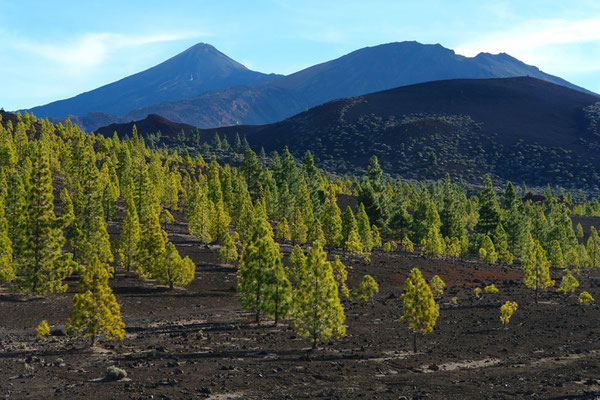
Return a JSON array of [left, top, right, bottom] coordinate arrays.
[[136, 209, 167, 279], [118, 196, 141, 272], [549, 240, 565, 268], [275, 217, 291, 242], [66, 256, 125, 346], [237, 218, 290, 324], [587, 226, 600, 268], [0, 196, 14, 282], [14, 143, 72, 295], [522, 234, 554, 303], [293, 241, 346, 349], [321, 192, 343, 247], [401, 268, 439, 352], [154, 242, 195, 289]]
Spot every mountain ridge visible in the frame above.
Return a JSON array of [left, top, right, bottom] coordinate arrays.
[[124, 41, 597, 128]]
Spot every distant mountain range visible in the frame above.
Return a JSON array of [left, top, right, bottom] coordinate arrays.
[[25, 41, 597, 132], [100, 77, 600, 190]]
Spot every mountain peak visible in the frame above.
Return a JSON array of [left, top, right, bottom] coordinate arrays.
[[28, 43, 276, 118]]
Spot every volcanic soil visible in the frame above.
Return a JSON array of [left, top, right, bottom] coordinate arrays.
[[1, 214, 600, 399]]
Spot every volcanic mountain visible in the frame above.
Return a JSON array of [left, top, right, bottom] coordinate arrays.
[[124, 41, 596, 128], [101, 77, 600, 189], [26, 41, 596, 132], [27, 43, 278, 123]]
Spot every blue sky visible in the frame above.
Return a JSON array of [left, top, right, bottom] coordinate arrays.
[[1, 0, 599, 110]]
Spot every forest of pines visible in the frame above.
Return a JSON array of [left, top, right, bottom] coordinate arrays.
[[1, 110, 600, 350]]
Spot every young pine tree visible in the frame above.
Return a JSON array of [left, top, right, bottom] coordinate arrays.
[[66, 256, 125, 346], [576, 223, 584, 239], [401, 268, 439, 352], [522, 235, 554, 303], [136, 209, 167, 279], [479, 235, 498, 264], [586, 226, 600, 268], [292, 241, 346, 349], [356, 203, 373, 253], [321, 192, 343, 248], [556, 269, 579, 294], [154, 242, 195, 289], [564, 246, 580, 274], [493, 224, 513, 264], [237, 218, 291, 324]]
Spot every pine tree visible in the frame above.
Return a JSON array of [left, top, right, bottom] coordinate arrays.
[[356, 203, 373, 253], [576, 223, 584, 239], [341, 206, 358, 246], [587, 226, 600, 268], [564, 246, 580, 274], [556, 269, 579, 294], [401, 268, 439, 352], [371, 225, 382, 248], [117, 197, 141, 272], [549, 240, 565, 268], [70, 154, 113, 268], [291, 208, 308, 244], [136, 209, 167, 279], [5, 172, 26, 246], [154, 242, 195, 289], [218, 230, 238, 263], [439, 175, 466, 240], [66, 256, 125, 346], [207, 154, 223, 205], [475, 175, 501, 235], [493, 224, 513, 264], [13, 143, 72, 295], [275, 217, 291, 242], [429, 275, 445, 298], [307, 218, 325, 243], [0, 196, 14, 282], [188, 184, 214, 243], [237, 218, 290, 324], [522, 234, 554, 303], [479, 235, 498, 263], [577, 244, 592, 271], [292, 241, 346, 349], [321, 192, 343, 247], [286, 244, 306, 288]]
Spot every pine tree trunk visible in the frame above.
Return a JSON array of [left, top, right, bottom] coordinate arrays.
[[413, 332, 417, 353], [274, 285, 279, 326]]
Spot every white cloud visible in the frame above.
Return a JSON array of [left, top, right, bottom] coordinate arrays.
[[455, 17, 600, 58], [9, 31, 206, 75]]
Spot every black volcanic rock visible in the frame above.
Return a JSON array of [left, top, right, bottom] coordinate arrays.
[[125, 41, 597, 128], [27, 43, 278, 120]]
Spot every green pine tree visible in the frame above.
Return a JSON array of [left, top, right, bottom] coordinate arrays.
[[13, 143, 73, 295], [401, 268, 439, 352], [237, 218, 291, 324], [66, 256, 125, 346], [475, 175, 501, 236], [587, 226, 600, 268], [292, 241, 346, 349]]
